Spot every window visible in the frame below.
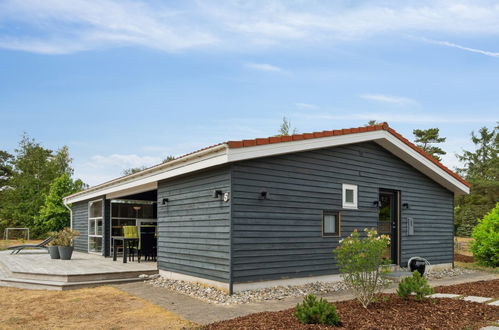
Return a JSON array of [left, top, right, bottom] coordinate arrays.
[[88, 200, 103, 254], [323, 211, 340, 236], [342, 184, 358, 209]]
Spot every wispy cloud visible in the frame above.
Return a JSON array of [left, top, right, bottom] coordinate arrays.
[[295, 103, 319, 110], [295, 112, 497, 124], [4, 1, 499, 54], [360, 94, 417, 106], [245, 62, 283, 72], [418, 37, 499, 58]]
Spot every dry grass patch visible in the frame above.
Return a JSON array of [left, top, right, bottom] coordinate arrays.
[[0, 286, 196, 330], [0, 240, 43, 251]]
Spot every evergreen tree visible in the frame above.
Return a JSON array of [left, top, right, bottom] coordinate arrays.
[[276, 117, 297, 136], [455, 124, 499, 236], [0, 134, 81, 237], [413, 128, 447, 161]]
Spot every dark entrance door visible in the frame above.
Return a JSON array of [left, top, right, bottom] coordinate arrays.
[[378, 189, 399, 264]]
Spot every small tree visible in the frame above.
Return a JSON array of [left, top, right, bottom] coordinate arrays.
[[413, 128, 446, 161], [276, 117, 297, 136], [334, 228, 391, 308], [471, 203, 499, 267], [122, 166, 147, 176], [36, 174, 86, 233]]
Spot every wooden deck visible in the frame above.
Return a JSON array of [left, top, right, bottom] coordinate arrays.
[[0, 250, 158, 290]]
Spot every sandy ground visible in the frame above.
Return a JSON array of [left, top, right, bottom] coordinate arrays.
[[0, 286, 196, 330]]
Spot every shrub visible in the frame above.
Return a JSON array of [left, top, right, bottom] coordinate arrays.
[[294, 294, 340, 326], [334, 228, 391, 308], [55, 227, 80, 247], [397, 271, 434, 300], [471, 203, 499, 267]]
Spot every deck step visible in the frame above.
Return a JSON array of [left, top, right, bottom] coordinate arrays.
[[0, 275, 148, 290]]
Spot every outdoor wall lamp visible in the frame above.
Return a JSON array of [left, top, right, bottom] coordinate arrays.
[[162, 198, 169, 205], [373, 200, 381, 208], [402, 203, 410, 210], [259, 190, 270, 200], [213, 189, 223, 199]]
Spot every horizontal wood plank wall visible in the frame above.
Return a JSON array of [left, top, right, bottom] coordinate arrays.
[[157, 166, 231, 283], [71, 200, 89, 252], [230, 141, 453, 284]]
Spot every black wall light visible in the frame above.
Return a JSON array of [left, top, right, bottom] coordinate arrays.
[[259, 190, 270, 200], [213, 189, 223, 199], [373, 200, 381, 208], [162, 198, 169, 205], [402, 203, 410, 210]]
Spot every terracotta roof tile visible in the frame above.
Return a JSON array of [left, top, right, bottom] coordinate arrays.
[[225, 122, 469, 188]]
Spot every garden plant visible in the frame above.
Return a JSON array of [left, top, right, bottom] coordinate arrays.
[[334, 228, 391, 308], [397, 270, 434, 301], [294, 294, 341, 326], [471, 203, 499, 267]]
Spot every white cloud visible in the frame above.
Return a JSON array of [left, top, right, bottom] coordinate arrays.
[[360, 94, 417, 106], [76, 153, 162, 185], [295, 103, 319, 109], [418, 37, 499, 58], [295, 112, 497, 124], [245, 62, 283, 72], [0, 0, 217, 54], [4, 1, 499, 54]]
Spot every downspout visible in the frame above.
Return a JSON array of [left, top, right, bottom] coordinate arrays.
[[63, 199, 73, 230]]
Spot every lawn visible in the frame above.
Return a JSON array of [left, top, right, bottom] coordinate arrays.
[[0, 239, 43, 251], [0, 286, 196, 330]]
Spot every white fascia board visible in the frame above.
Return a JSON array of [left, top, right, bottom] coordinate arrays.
[[227, 130, 386, 162], [106, 182, 158, 200], [64, 150, 229, 204], [376, 132, 469, 195]]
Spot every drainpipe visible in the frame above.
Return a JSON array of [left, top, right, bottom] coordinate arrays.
[[63, 200, 73, 230]]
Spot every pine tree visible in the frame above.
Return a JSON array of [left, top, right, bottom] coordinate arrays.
[[412, 128, 447, 161]]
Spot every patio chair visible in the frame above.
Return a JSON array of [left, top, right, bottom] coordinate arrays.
[[123, 226, 139, 261], [6, 236, 54, 255]]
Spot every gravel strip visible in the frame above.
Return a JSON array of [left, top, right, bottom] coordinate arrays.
[[144, 275, 347, 304], [142, 266, 476, 305]]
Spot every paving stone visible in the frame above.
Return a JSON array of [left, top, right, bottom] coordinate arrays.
[[462, 296, 493, 303], [427, 293, 462, 299], [480, 326, 499, 330], [487, 300, 499, 306]]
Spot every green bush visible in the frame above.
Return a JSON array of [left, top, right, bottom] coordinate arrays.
[[334, 228, 391, 308], [397, 271, 434, 300], [294, 294, 341, 326], [471, 203, 499, 267]]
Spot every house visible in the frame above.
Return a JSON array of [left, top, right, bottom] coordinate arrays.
[[63, 123, 469, 293]]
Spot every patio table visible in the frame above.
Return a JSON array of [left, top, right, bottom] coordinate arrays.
[[112, 236, 138, 263]]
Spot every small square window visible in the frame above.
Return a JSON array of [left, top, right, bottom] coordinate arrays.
[[323, 211, 340, 236], [342, 184, 358, 209]]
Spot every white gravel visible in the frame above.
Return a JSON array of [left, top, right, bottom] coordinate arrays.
[[144, 275, 347, 304], [142, 266, 476, 304]]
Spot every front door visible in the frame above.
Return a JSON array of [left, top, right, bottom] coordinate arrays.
[[378, 189, 399, 264]]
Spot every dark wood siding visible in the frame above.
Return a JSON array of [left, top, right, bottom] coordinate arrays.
[[157, 166, 231, 283], [230, 141, 454, 283], [71, 201, 88, 252]]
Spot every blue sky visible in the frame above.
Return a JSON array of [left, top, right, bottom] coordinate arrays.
[[0, 0, 497, 186]]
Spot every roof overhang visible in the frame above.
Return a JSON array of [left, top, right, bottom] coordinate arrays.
[[64, 129, 469, 205]]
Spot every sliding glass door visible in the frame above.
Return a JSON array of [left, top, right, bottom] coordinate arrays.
[[88, 200, 103, 254]]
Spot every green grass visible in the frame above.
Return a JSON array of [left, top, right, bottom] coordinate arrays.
[[455, 261, 499, 274]]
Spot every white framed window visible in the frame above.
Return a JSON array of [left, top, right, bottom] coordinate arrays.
[[342, 184, 358, 209], [88, 199, 103, 254]]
